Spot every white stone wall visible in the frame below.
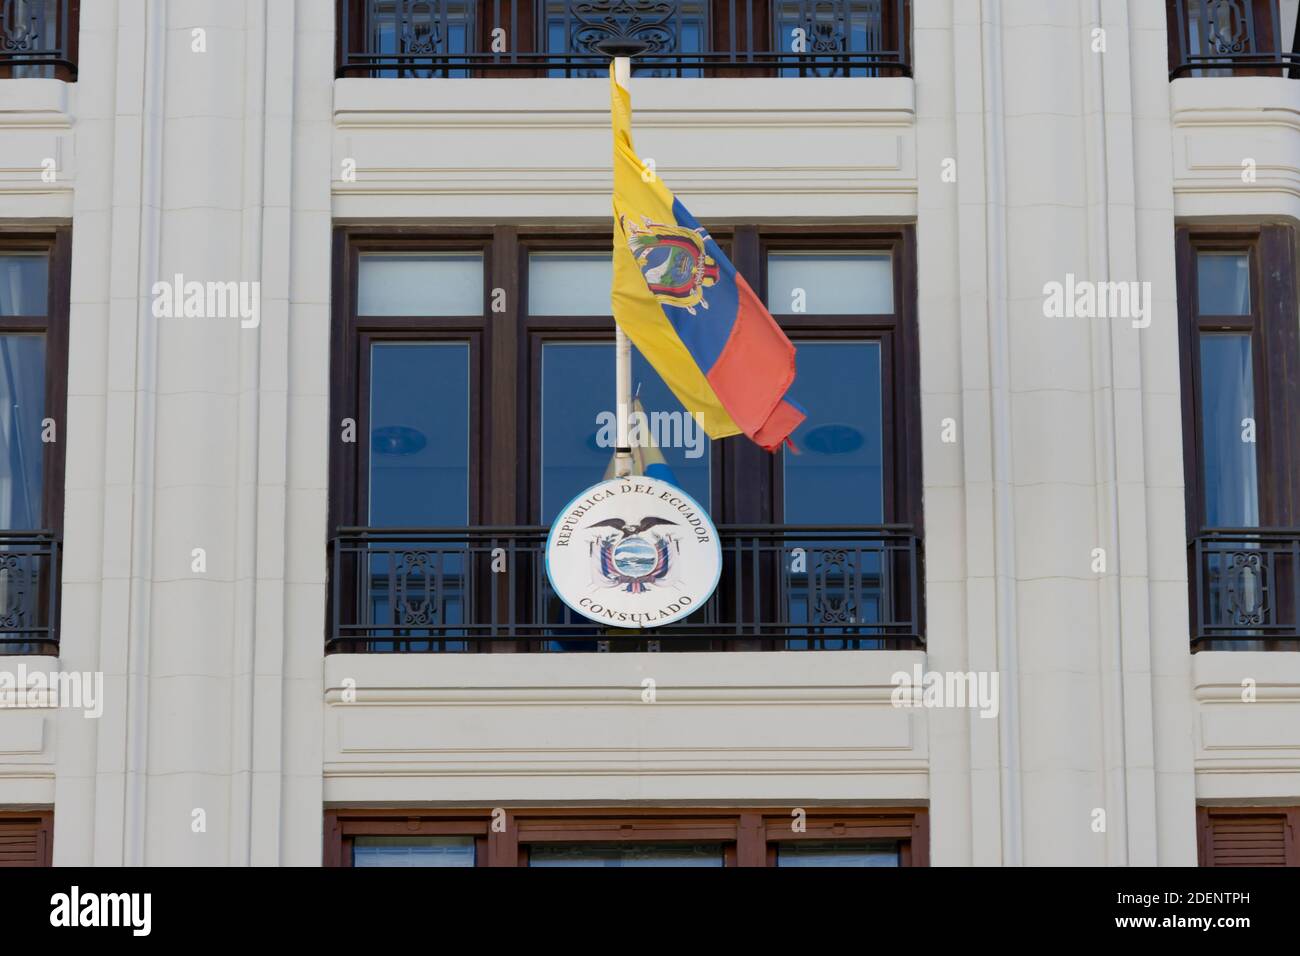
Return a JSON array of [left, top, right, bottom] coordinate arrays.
[[0, 0, 1296, 866]]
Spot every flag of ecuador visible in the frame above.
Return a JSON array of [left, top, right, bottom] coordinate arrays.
[[609, 65, 805, 453]]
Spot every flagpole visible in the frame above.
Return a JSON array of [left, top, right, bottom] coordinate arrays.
[[611, 51, 638, 479]]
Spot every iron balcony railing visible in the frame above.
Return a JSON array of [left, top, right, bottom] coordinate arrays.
[[0, 0, 77, 80], [328, 524, 923, 652], [1169, 0, 1299, 78], [338, 0, 911, 78], [1191, 529, 1300, 645], [0, 531, 60, 656]]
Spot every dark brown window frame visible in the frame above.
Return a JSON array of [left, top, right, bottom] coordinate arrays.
[[331, 223, 921, 531], [1175, 225, 1300, 650], [328, 223, 922, 652], [0, 809, 53, 867], [0, 227, 71, 656], [1197, 806, 1300, 866], [325, 806, 929, 867]]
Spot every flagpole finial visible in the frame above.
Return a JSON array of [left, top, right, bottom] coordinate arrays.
[[595, 39, 651, 58]]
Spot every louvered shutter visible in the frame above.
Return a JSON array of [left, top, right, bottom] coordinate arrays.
[[0, 813, 52, 867], [1199, 808, 1298, 867]]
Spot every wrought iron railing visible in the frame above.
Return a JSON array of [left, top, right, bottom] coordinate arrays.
[[338, 0, 910, 78], [328, 524, 923, 651], [0, 531, 60, 655], [0, 0, 77, 79], [1191, 529, 1300, 645], [1169, 0, 1299, 78]]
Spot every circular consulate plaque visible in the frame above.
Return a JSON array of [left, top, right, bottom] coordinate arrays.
[[545, 476, 722, 629]]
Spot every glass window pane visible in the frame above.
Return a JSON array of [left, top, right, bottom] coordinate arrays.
[[767, 252, 893, 315], [352, 836, 475, 867], [0, 335, 47, 530], [0, 255, 48, 316], [1197, 252, 1250, 316], [540, 342, 710, 523], [1199, 334, 1259, 527], [783, 341, 883, 524], [369, 343, 470, 526], [358, 254, 483, 316], [528, 843, 723, 867], [528, 253, 613, 316], [776, 840, 901, 867]]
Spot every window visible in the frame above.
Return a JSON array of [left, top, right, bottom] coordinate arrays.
[[1198, 807, 1300, 866], [336, 1, 912, 79], [0, 810, 53, 866], [0, 230, 69, 655], [325, 808, 929, 866], [0, 0, 78, 80], [775, 840, 900, 867], [352, 835, 477, 867], [528, 843, 724, 867], [329, 236, 487, 652], [1177, 227, 1300, 648], [1167, 0, 1299, 78], [328, 225, 921, 652]]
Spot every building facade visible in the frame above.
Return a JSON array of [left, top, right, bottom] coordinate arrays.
[[1, 0, 1299, 867]]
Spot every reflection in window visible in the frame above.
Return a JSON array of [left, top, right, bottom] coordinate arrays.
[[783, 341, 885, 650], [0, 255, 48, 316], [767, 252, 893, 315], [528, 253, 613, 317], [528, 843, 723, 867], [543, 0, 705, 77], [367, 0, 473, 78], [774, 0, 890, 77], [784, 341, 884, 525], [540, 343, 710, 523], [367, 343, 470, 651], [358, 253, 483, 316], [369, 343, 470, 527], [776, 840, 901, 867], [353, 836, 475, 867], [1197, 253, 1250, 316], [0, 335, 47, 531], [1199, 335, 1258, 528]]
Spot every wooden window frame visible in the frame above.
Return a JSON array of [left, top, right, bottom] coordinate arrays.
[[0, 229, 70, 656], [0, 809, 53, 867], [329, 227, 496, 532], [1175, 225, 1300, 650], [0, 228, 71, 537], [1197, 806, 1300, 867], [329, 224, 921, 652], [325, 806, 928, 867], [332, 224, 920, 532]]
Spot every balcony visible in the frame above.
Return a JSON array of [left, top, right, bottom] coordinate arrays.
[[0, 0, 77, 81], [337, 0, 911, 78], [1168, 0, 1299, 78], [1191, 529, 1300, 646], [327, 525, 923, 652], [0, 531, 60, 655]]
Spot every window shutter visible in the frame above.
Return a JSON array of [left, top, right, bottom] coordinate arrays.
[[0, 812, 52, 867], [1199, 808, 1298, 867]]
